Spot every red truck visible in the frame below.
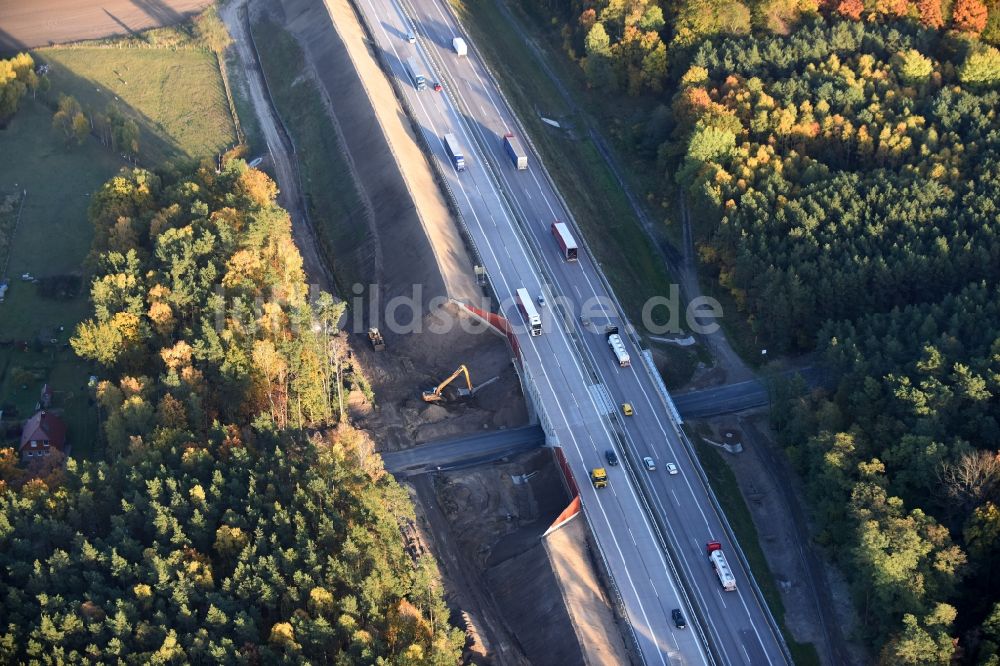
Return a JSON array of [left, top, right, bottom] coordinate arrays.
[[551, 221, 578, 262]]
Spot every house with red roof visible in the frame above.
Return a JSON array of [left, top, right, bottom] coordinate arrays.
[[19, 411, 67, 460]]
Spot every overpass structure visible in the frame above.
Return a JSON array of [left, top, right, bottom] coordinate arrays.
[[342, 0, 793, 662]]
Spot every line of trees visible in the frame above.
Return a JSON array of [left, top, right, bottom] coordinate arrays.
[[0, 52, 40, 125], [529, 0, 999, 98], [48, 93, 141, 157], [0, 161, 463, 663]]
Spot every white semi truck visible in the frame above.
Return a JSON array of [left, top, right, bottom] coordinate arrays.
[[404, 56, 426, 90], [515, 288, 542, 336], [706, 541, 737, 592], [605, 326, 630, 367], [551, 221, 578, 261], [443, 133, 466, 171]]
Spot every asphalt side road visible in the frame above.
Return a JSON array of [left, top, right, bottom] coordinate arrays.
[[0, 0, 211, 53]]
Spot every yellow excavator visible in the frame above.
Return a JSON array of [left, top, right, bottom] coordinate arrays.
[[422, 365, 498, 403]]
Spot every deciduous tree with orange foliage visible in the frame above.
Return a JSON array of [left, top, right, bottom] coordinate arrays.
[[917, 0, 945, 27], [953, 0, 989, 33], [837, 0, 864, 19]]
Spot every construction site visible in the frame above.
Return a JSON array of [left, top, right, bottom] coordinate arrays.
[[221, 0, 636, 662]]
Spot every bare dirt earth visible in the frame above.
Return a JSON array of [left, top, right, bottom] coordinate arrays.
[[228, 1, 614, 660], [271, 0, 481, 310], [0, 0, 212, 53], [246, 0, 522, 450], [252, 0, 527, 451], [408, 449, 628, 666], [352, 304, 527, 450], [544, 516, 632, 666]]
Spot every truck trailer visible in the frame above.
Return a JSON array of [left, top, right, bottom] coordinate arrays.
[[706, 541, 737, 592], [551, 221, 578, 261], [502, 133, 528, 170], [515, 288, 542, 336], [404, 56, 426, 90], [452, 37, 467, 56], [443, 133, 465, 171], [606, 325, 630, 367]]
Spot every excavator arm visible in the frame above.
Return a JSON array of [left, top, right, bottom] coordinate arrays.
[[422, 365, 472, 402]]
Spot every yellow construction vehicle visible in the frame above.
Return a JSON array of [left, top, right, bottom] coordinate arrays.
[[422, 365, 473, 402], [591, 467, 608, 489], [422, 365, 500, 402]]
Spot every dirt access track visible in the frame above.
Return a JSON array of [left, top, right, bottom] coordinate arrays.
[[0, 0, 212, 53]]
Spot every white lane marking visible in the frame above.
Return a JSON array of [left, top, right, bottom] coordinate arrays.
[[376, 46, 669, 662], [416, 4, 781, 659], [412, 49, 682, 666], [364, 2, 716, 662], [414, 13, 728, 666]]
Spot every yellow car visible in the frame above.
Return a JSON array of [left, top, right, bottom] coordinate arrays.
[[622, 403, 634, 416]]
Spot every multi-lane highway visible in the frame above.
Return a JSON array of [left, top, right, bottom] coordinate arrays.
[[344, 0, 792, 662]]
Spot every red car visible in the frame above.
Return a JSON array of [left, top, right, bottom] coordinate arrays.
[[433, 82, 442, 92]]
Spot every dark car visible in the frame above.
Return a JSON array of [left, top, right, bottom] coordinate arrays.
[[605, 449, 619, 466], [672, 608, 686, 629]]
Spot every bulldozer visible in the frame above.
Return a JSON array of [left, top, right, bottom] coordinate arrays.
[[367, 327, 386, 351], [422, 365, 498, 403]]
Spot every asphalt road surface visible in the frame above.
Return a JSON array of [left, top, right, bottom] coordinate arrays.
[[347, 0, 793, 663], [393, 368, 826, 475], [346, 0, 709, 662], [382, 425, 544, 475], [672, 366, 826, 419], [0, 0, 211, 53]]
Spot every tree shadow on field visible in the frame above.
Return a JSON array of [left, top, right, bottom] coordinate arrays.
[[102, 10, 145, 41], [38, 58, 194, 168], [128, 0, 198, 35], [0, 26, 28, 58]]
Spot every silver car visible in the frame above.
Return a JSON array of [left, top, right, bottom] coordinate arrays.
[[643, 456, 656, 471]]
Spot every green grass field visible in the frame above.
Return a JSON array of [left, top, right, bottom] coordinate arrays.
[[251, 19, 365, 291], [0, 98, 122, 333], [39, 46, 236, 164], [0, 98, 121, 457], [449, 0, 678, 333]]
